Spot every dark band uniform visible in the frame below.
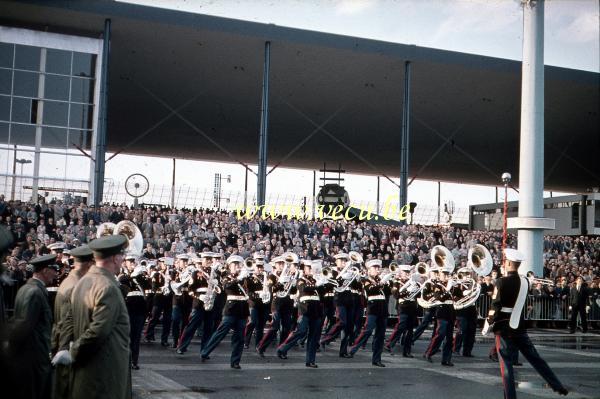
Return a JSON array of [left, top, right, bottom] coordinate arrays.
[[177, 268, 213, 353], [277, 265, 324, 367], [424, 271, 455, 366], [386, 265, 417, 357], [257, 260, 293, 354], [488, 249, 567, 399], [244, 268, 269, 349], [201, 256, 250, 369], [320, 254, 356, 357], [349, 260, 390, 366]]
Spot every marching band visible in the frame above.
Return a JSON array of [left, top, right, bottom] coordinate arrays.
[[6, 219, 573, 399], [95, 221, 500, 371]]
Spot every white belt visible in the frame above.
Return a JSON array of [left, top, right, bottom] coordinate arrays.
[[368, 295, 385, 301], [127, 291, 144, 297], [47, 287, 58, 292], [324, 293, 335, 297], [144, 290, 154, 294], [196, 288, 208, 293], [254, 290, 264, 295], [440, 300, 454, 305], [300, 295, 320, 302], [351, 289, 361, 294], [501, 307, 513, 313], [227, 295, 247, 301], [398, 298, 414, 304]]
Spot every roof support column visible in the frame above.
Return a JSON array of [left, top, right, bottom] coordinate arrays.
[[257, 41, 271, 207], [508, 0, 552, 277], [399, 60, 411, 224], [91, 19, 111, 206]]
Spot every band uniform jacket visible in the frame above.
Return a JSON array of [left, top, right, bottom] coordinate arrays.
[[64, 265, 131, 399], [569, 284, 589, 309], [124, 275, 148, 316], [7, 278, 53, 399], [430, 279, 454, 320], [188, 271, 209, 309], [393, 278, 417, 316], [296, 275, 324, 318], [271, 273, 294, 312], [52, 268, 85, 399], [334, 269, 354, 307], [246, 274, 265, 308], [222, 276, 250, 318], [363, 277, 390, 317], [490, 271, 527, 335]]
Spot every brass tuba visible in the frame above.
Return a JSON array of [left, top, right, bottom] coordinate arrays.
[[431, 245, 455, 273], [115, 220, 144, 256], [467, 244, 493, 277], [96, 222, 116, 238]]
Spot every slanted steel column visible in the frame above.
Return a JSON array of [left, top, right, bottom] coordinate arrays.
[[92, 19, 111, 206], [257, 41, 271, 207], [508, 0, 552, 277], [399, 61, 411, 224]]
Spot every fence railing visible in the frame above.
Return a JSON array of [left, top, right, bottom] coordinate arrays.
[[2, 280, 599, 325]]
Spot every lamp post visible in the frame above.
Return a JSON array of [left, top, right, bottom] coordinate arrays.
[[16, 158, 32, 201], [501, 172, 512, 263]]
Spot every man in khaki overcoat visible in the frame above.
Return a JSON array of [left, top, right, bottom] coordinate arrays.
[[50, 245, 94, 399], [55, 235, 131, 399]]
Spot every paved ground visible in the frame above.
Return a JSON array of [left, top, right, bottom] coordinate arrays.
[[133, 328, 600, 399]]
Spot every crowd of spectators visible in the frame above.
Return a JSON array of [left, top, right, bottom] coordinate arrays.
[[1, 194, 599, 324]]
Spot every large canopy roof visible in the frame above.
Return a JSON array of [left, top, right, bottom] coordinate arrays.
[[1, 0, 598, 192]]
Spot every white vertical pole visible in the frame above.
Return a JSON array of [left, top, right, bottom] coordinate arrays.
[[516, 0, 545, 277]]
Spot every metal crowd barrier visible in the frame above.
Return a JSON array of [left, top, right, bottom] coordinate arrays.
[[474, 294, 600, 322], [2, 282, 599, 323]]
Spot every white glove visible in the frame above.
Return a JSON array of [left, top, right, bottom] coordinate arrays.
[[280, 276, 291, 284], [51, 350, 72, 366], [568, 306, 572, 311], [586, 306, 590, 313], [315, 277, 326, 287]]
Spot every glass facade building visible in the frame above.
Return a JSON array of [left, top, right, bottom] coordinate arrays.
[[0, 26, 103, 203]]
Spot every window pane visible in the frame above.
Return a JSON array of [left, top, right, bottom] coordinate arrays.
[[69, 129, 92, 150], [72, 52, 96, 77], [571, 203, 580, 229], [595, 201, 600, 228], [11, 97, 32, 123], [13, 70, 39, 98], [0, 121, 8, 144], [0, 95, 10, 121], [15, 45, 41, 71], [42, 126, 68, 148], [0, 69, 12, 95], [44, 74, 70, 101], [70, 77, 94, 103], [42, 100, 69, 127], [46, 49, 71, 75], [69, 103, 93, 129], [10, 123, 36, 146], [0, 43, 14, 68]]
